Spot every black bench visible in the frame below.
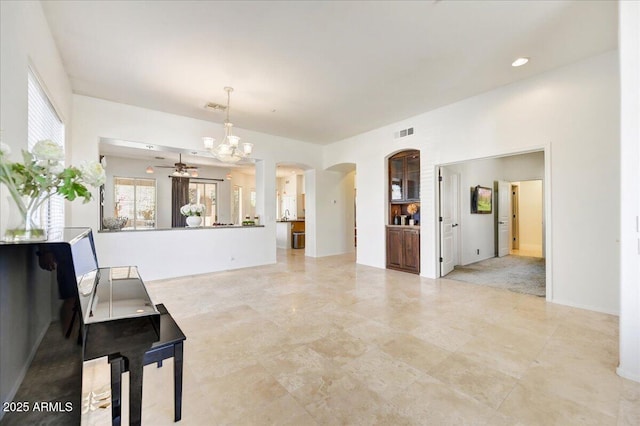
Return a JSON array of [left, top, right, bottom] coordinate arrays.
[[108, 303, 186, 425]]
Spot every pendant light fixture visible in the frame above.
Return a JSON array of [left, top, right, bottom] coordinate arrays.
[[203, 87, 253, 163]]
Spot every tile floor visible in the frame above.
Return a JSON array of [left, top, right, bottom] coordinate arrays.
[[82, 250, 639, 425]]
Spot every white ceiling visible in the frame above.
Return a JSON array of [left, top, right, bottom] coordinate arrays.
[[42, 1, 617, 145]]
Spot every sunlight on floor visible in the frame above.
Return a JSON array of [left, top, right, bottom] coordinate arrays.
[[511, 248, 543, 258]]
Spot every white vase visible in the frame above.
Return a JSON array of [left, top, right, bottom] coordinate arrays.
[[186, 216, 202, 227]]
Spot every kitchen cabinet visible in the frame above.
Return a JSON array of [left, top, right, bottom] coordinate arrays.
[[290, 220, 305, 233], [386, 226, 420, 274]]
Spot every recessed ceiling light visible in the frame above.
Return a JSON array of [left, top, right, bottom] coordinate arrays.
[[512, 57, 529, 67]]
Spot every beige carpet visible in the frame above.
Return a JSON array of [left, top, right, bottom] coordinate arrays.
[[444, 255, 545, 297]]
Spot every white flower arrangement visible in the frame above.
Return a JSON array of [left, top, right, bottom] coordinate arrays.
[[180, 203, 205, 217], [1, 138, 106, 240], [1, 139, 106, 211]]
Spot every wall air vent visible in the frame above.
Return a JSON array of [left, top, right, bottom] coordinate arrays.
[[394, 127, 414, 139]]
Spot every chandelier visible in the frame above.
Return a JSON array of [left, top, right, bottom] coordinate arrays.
[[203, 87, 253, 163]]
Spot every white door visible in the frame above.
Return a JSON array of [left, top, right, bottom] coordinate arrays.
[[440, 168, 455, 276], [451, 173, 460, 266], [497, 180, 511, 257]]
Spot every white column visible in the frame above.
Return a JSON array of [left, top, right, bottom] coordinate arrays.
[[618, 0, 640, 383]]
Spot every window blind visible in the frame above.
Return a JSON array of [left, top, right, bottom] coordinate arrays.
[[27, 69, 65, 237]]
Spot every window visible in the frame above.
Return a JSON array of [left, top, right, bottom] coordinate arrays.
[[28, 69, 65, 238], [188, 182, 217, 225], [113, 177, 156, 229]]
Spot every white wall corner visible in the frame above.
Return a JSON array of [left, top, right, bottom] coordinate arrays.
[[618, 0, 640, 383]]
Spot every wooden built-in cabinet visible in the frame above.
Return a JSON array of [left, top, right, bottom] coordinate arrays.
[[390, 150, 420, 202], [387, 150, 421, 274], [389, 150, 421, 224], [386, 226, 420, 274]]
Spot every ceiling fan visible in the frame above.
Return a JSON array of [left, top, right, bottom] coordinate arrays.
[[157, 153, 199, 176]]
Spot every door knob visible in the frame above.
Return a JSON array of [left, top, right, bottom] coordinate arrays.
[[452, 224, 458, 227]]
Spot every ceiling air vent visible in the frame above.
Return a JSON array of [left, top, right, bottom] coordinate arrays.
[[394, 127, 414, 139]]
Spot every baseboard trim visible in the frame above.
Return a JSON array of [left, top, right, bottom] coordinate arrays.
[[617, 366, 640, 383], [551, 297, 619, 316]]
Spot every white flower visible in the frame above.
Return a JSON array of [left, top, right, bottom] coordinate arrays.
[[180, 204, 191, 216], [48, 162, 64, 175], [0, 142, 11, 157], [32, 140, 64, 162], [36, 159, 63, 171], [79, 161, 106, 186], [193, 204, 205, 215]]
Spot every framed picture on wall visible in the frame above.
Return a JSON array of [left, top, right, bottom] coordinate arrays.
[[471, 185, 492, 214]]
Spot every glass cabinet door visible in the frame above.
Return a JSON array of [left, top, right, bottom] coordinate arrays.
[[390, 158, 404, 200], [406, 154, 420, 200]]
